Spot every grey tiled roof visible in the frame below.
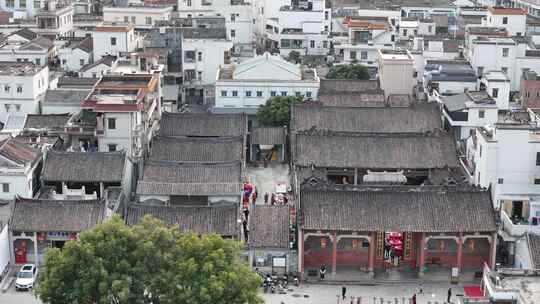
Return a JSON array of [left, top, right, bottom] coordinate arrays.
[[319, 79, 381, 94], [23, 114, 70, 131], [125, 204, 238, 236], [292, 103, 442, 133], [160, 112, 246, 137], [10, 197, 105, 232], [42, 151, 125, 183], [150, 136, 243, 162], [248, 205, 290, 249], [251, 127, 286, 145], [137, 161, 242, 196], [182, 27, 227, 39], [301, 185, 496, 233], [43, 89, 90, 105], [294, 132, 458, 169], [528, 234, 540, 269]]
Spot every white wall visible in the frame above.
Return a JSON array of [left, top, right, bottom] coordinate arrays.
[[42, 104, 80, 114], [182, 39, 233, 85], [79, 62, 115, 78], [0, 50, 49, 66], [438, 81, 477, 95], [93, 29, 138, 59], [469, 42, 518, 90], [514, 237, 533, 268], [98, 112, 132, 154], [103, 6, 172, 28], [0, 174, 30, 200], [58, 47, 92, 72], [485, 12, 526, 36], [485, 79, 510, 110], [0, 225, 9, 276]]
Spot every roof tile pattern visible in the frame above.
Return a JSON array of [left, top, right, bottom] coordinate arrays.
[[248, 205, 290, 248], [150, 136, 243, 162], [160, 112, 246, 137], [42, 151, 125, 183]]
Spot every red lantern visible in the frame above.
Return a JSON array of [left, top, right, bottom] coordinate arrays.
[[352, 239, 359, 249], [320, 237, 327, 249], [468, 239, 475, 251], [37, 233, 46, 242], [439, 240, 445, 251], [69, 233, 77, 241]]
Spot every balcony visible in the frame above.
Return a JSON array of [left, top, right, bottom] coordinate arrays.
[[500, 210, 540, 237]]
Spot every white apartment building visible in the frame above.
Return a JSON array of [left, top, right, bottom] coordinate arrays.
[[334, 16, 396, 67], [93, 23, 141, 60], [57, 37, 93, 72], [255, 0, 331, 56], [0, 62, 48, 123], [176, 0, 253, 47], [0, 0, 45, 18], [34, 0, 74, 37], [103, 4, 173, 29], [0, 137, 41, 200], [482, 6, 526, 36], [214, 52, 320, 114], [0, 35, 53, 66], [465, 110, 540, 237], [378, 50, 415, 96]]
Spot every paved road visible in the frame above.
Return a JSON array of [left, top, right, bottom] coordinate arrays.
[[260, 282, 458, 304], [2, 288, 42, 304]]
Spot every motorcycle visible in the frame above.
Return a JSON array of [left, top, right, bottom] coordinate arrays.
[[270, 281, 276, 294], [282, 274, 288, 288], [293, 275, 299, 287]]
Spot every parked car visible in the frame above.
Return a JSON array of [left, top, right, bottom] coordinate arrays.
[[15, 264, 37, 291]]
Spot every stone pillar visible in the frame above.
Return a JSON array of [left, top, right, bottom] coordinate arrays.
[[490, 232, 498, 268], [298, 229, 304, 279], [332, 232, 338, 274], [368, 232, 376, 277], [33, 232, 38, 267], [418, 233, 426, 277], [457, 233, 463, 273]]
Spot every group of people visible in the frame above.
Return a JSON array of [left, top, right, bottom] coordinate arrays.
[[263, 192, 289, 206]]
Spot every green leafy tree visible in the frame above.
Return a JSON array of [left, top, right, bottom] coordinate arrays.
[[256, 96, 302, 127], [326, 64, 370, 80], [288, 50, 301, 64], [36, 216, 262, 304]]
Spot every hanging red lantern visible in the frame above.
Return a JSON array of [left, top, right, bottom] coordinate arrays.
[[439, 240, 445, 251], [468, 239, 476, 251], [69, 233, 77, 241], [320, 237, 327, 249], [37, 233, 46, 242], [352, 239, 359, 249]]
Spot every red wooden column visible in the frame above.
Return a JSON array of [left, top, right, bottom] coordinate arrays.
[[418, 232, 426, 277], [298, 229, 304, 279], [368, 232, 376, 277], [457, 233, 463, 273], [332, 232, 338, 274], [490, 232, 498, 268]]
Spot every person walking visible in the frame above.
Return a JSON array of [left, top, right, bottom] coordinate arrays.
[[264, 192, 269, 204], [252, 189, 258, 206], [447, 287, 452, 303], [412, 294, 417, 304], [341, 286, 347, 300], [319, 265, 326, 280]]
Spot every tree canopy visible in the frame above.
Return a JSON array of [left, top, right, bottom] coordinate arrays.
[[256, 96, 302, 127], [36, 216, 262, 304], [326, 64, 371, 80]]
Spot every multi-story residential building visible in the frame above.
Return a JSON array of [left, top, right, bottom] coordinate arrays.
[[333, 16, 396, 66], [92, 23, 141, 60], [0, 0, 45, 18], [79, 74, 161, 159], [467, 36, 517, 86], [57, 36, 93, 72], [214, 52, 319, 114], [378, 50, 415, 97], [34, 0, 74, 38], [255, 0, 331, 57], [424, 59, 477, 96], [176, 0, 253, 48], [521, 70, 540, 108], [103, 4, 173, 29], [482, 6, 526, 36], [0, 62, 48, 123], [0, 137, 41, 200]]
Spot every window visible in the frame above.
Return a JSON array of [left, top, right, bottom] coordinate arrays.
[[20, 0, 26, 8], [479, 110, 485, 118], [502, 67, 508, 74], [5, 0, 13, 7], [198, 52, 202, 61], [503, 17, 508, 24], [526, 91, 531, 98], [92, 73, 97, 78], [197, 71, 202, 80], [80, 59, 85, 66], [107, 118, 116, 130], [391, 35, 395, 42], [4, 85, 9, 92], [61, 59, 66, 65], [245, 91, 252, 97], [131, 16, 136, 23], [306, 91, 312, 98], [15, 104, 20, 111], [403, 29, 408, 36], [492, 88, 499, 98], [310, 40, 315, 48], [35, 58, 40, 65], [111, 37, 117, 46], [502, 48, 509, 57], [108, 144, 117, 152], [350, 51, 357, 60], [2, 183, 9, 193], [323, 41, 328, 48], [231, 14, 236, 22], [428, 25, 433, 33], [534, 179, 540, 185], [124, 16, 129, 23], [232, 90, 238, 97], [536, 152, 540, 166], [325, 11, 329, 20], [295, 92, 301, 97], [221, 90, 227, 97], [146, 17, 152, 25], [187, 0, 191, 6], [270, 91, 277, 97], [361, 51, 368, 60], [498, 178, 504, 184], [324, 25, 328, 32], [34, 0, 40, 8], [16, 86, 22, 93], [256, 91, 263, 97], [414, 29, 418, 35], [230, 29, 236, 38], [281, 91, 287, 96]]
